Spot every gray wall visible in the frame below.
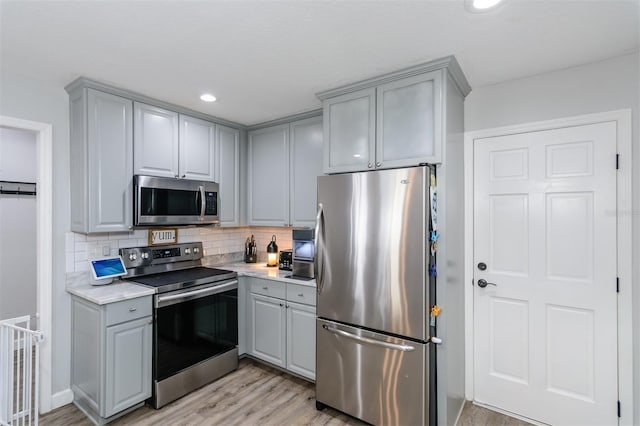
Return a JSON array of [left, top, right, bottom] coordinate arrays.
[[465, 51, 640, 423], [0, 127, 38, 322], [0, 70, 71, 398]]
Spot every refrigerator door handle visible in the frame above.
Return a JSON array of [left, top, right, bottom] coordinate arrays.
[[322, 324, 416, 352], [314, 203, 325, 293]]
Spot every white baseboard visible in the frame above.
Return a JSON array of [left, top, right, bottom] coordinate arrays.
[[50, 389, 73, 411]]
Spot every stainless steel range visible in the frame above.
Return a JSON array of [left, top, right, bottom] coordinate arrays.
[[120, 242, 238, 409]]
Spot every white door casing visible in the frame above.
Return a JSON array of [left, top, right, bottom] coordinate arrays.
[[473, 122, 618, 425]]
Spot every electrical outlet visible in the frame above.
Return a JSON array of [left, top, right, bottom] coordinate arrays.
[[102, 245, 110, 256]]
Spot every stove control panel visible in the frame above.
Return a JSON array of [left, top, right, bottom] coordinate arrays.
[[120, 242, 204, 270]]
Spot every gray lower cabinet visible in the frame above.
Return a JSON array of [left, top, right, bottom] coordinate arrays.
[[286, 301, 316, 380], [248, 116, 323, 227], [247, 278, 316, 380], [248, 292, 287, 368], [71, 296, 152, 424], [68, 87, 133, 233]]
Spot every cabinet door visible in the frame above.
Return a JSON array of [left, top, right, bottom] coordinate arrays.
[[249, 293, 286, 368], [179, 115, 216, 181], [133, 102, 179, 178], [248, 124, 289, 226], [216, 125, 240, 226], [322, 88, 375, 174], [286, 301, 316, 380], [290, 116, 323, 227], [104, 316, 152, 417], [87, 89, 133, 232], [376, 70, 442, 167]]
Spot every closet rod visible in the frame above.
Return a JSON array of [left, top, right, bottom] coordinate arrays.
[[0, 180, 37, 196]]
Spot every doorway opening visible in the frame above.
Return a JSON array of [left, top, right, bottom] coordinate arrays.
[[0, 116, 53, 414]]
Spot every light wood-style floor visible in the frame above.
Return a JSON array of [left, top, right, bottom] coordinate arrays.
[[41, 359, 531, 425]]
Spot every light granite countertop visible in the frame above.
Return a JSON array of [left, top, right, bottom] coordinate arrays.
[[66, 280, 155, 305], [66, 261, 315, 305], [205, 261, 316, 288]]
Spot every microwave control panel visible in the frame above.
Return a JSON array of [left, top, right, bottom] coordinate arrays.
[[204, 192, 217, 215]]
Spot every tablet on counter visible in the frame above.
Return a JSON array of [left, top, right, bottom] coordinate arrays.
[[89, 256, 127, 284]]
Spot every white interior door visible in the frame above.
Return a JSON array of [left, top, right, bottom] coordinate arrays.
[[473, 122, 618, 425]]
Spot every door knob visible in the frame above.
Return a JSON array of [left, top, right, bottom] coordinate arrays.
[[477, 279, 497, 288], [477, 262, 487, 271]]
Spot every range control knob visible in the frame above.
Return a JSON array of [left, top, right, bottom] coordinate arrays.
[[129, 253, 137, 261], [185, 248, 191, 255], [141, 252, 149, 259], [193, 247, 199, 253]]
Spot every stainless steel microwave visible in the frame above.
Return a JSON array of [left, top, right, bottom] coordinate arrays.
[[134, 175, 219, 226]]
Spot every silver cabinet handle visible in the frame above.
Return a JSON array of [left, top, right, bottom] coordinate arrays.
[[376, 162, 381, 167], [322, 325, 414, 352], [262, 286, 268, 290], [128, 307, 137, 312], [298, 293, 304, 297], [314, 203, 325, 294], [477, 279, 497, 288], [367, 163, 372, 168]]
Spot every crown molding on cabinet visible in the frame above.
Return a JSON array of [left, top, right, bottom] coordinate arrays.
[[65, 77, 248, 130], [246, 109, 323, 131], [316, 55, 471, 101]]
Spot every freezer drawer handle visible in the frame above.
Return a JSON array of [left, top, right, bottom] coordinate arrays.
[[322, 324, 415, 352]]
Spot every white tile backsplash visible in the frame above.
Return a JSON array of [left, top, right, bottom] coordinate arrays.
[[65, 226, 293, 272]]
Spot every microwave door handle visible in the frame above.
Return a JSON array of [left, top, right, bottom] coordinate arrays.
[[199, 186, 205, 218]]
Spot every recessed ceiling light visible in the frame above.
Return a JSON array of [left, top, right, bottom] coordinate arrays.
[[200, 93, 217, 102], [465, 0, 504, 13]]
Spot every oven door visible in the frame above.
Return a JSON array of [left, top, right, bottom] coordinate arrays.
[[154, 280, 238, 382], [134, 175, 219, 226]]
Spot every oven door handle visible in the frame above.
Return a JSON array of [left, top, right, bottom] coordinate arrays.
[[156, 280, 238, 308]]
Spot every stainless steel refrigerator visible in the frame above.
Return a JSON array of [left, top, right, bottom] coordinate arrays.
[[315, 165, 437, 426]]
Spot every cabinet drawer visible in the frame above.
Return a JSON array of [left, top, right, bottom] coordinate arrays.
[[250, 279, 286, 300], [105, 296, 152, 326], [287, 284, 316, 307]]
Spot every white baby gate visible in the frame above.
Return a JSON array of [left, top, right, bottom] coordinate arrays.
[[0, 316, 44, 426]]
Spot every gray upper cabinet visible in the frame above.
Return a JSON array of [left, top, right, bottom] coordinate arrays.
[[318, 57, 470, 171], [322, 88, 375, 174], [248, 116, 323, 227], [179, 115, 216, 181], [248, 124, 290, 226], [69, 88, 133, 233], [133, 102, 179, 178], [216, 125, 241, 226], [290, 116, 323, 227], [376, 71, 442, 168], [134, 103, 221, 183]]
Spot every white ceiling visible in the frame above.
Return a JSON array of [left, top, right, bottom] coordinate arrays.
[[1, 0, 638, 125]]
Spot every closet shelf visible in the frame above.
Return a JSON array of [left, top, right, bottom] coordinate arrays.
[[0, 180, 37, 196]]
